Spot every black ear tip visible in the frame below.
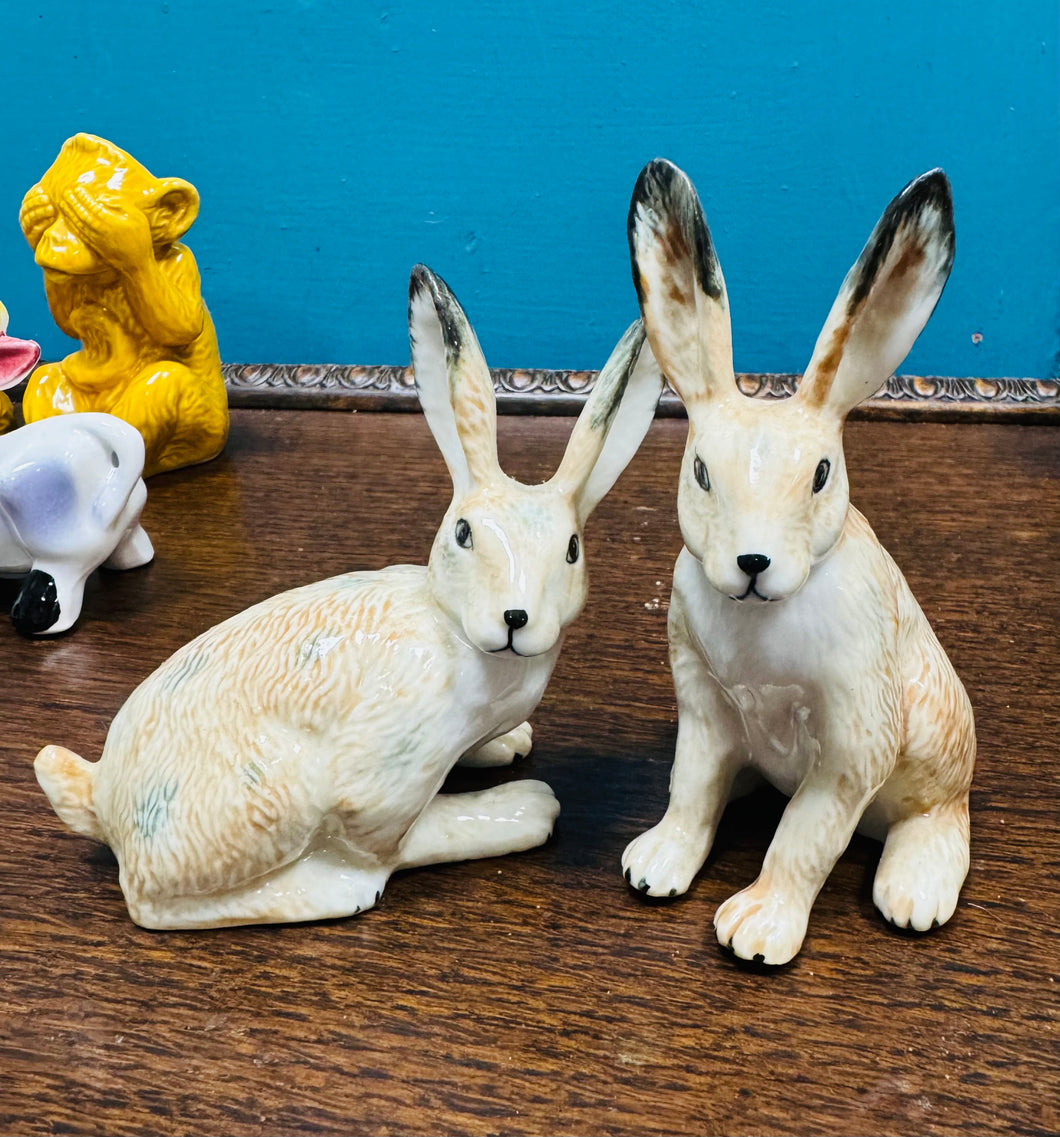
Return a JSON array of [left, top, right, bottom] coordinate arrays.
[[648, 156, 682, 180], [912, 167, 951, 195], [409, 263, 435, 301], [629, 157, 706, 237], [899, 168, 954, 223], [408, 265, 467, 356], [628, 158, 723, 303], [631, 157, 686, 209], [643, 156, 679, 181], [409, 264, 460, 314], [629, 158, 688, 247]]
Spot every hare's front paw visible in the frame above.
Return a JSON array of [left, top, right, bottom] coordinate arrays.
[[488, 779, 560, 851], [714, 879, 810, 966], [622, 819, 708, 897], [460, 722, 533, 768], [874, 872, 958, 933], [396, 780, 558, 869]]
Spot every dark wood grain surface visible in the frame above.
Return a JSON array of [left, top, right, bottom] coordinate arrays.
[[1, 410, 1057, 1137]]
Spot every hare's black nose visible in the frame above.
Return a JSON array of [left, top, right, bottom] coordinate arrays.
[[504, 609, 529, 630], [737, 554, 771, 577]]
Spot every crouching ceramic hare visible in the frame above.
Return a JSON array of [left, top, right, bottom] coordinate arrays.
[[622, 159, 975, 965], [1, 410, 153, 635], [35, 265, 663, 929]]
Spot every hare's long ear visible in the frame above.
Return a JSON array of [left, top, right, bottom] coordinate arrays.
[[799, 170, 955, 417], [627, 158, 733, 405], [409, 265, 499, 494], [552, 320, 663, 523]]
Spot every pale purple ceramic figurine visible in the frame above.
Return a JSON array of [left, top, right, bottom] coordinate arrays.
[[1, 301, 153, 635]]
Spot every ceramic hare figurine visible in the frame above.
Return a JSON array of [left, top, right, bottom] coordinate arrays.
[[622, 159, 975, 965], [35, 265, 663, 929], [1, 412, 153, 635]]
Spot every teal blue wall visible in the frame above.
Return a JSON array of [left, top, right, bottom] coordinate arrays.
[[1, 1, 1057, 377]]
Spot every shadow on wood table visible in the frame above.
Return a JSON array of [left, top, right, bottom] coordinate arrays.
[[1, 410, 1056, 1136]]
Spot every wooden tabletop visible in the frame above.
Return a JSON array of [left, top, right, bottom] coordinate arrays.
[[1, 409, 1057, 1137]]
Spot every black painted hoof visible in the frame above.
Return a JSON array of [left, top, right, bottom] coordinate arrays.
[[11, 570, 61, 636]]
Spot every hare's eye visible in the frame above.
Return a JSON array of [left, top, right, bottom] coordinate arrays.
[[455, 518, 473, 548], [693, 455, 711, 492], [812, 458, 831, 494], [566, 534, 580, 564]]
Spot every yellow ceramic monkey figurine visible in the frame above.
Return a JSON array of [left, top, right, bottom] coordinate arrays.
[[18, 134, 228, 476]]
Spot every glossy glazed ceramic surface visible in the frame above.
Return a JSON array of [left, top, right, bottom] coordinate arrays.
[[0, 412, 153, 634], [622, 160, 976, 965], [0, 300, 43, 433], [18, 134, 228, 476], [34, 267, 663, 929]]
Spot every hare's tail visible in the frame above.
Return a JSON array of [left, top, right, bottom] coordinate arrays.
[[34, 745, 104, 840]]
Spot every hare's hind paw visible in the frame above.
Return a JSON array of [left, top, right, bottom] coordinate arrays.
[[622, 819, 708, 898], [873, 805, 970, 931], [459, 722, 533, 768], [126, 857, 390, 930]]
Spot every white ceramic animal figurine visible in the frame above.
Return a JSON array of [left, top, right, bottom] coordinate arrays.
[[35, 265, 663, 929], [622, 159, 975, 965], [0, 411, 153, 635]]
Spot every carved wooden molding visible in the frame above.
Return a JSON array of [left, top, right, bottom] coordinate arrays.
[[224, 363, 1058, 421]]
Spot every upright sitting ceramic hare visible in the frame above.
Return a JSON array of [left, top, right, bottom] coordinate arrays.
[[622, 159, 975, 965], [35, 265, 663, 929]]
